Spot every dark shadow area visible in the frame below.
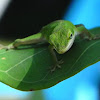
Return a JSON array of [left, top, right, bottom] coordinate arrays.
[[0, 0, 72, 38]]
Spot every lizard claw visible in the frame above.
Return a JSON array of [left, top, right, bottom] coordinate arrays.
[[51, 59, 64, 72]]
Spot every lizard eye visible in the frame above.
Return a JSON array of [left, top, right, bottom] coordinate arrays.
[[70, 33, 73, 39]]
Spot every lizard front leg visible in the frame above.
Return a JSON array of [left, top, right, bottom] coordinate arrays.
[[48, 45, 63, 72]]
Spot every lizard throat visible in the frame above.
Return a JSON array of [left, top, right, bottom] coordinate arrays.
[[58, 35, 75, 54]]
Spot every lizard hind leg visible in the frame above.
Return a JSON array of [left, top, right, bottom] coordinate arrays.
[[92, 34, 100, 40], [0, 44, 4, 49], [76, 24, 100, 40], [13, 39, 23, 48], [0, 44, 14, 50]]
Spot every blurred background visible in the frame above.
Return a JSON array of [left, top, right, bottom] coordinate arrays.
[[0, 0, 100, 100]]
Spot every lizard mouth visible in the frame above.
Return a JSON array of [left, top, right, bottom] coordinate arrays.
[[54, 35, 75, 54], [65, 35, 75, 52], [56, 35, 75, 54]]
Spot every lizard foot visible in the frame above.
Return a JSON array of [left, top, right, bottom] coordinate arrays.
[[0, 44, 14, 50], [51, 60, 64, 72], [0, 44, 4, 50]]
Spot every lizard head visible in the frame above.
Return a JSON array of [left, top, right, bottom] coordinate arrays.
[[49, 27, 76, 54]]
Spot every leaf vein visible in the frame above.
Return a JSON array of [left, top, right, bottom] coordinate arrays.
[[6, 48, 47, 72]]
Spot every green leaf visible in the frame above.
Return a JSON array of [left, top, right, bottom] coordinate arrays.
[[0, 27, 100, 91]]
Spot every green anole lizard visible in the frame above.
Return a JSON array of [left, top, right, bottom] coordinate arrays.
[[0, 20, 100, 71]]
